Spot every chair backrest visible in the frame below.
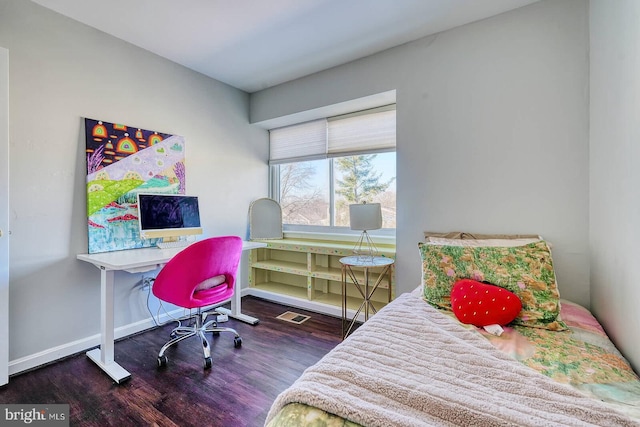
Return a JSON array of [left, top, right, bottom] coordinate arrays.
[[152, 236, 243, 309]]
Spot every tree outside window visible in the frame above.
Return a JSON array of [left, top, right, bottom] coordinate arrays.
[[278, 152, 396, 229]]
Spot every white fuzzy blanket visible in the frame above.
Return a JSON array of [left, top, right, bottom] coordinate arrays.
[[266, 290, 638, 427]]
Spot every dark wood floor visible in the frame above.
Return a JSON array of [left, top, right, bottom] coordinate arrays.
[[0, 297, 343, 426]]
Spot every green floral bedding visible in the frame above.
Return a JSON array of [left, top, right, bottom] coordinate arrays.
[[419, 241, 567, 331], [267, 298, 640, 426], [475, 299, 640, 420], [267, 403, 361, 427]]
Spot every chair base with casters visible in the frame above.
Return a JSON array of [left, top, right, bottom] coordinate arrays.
[[157, 309, 242, 370]]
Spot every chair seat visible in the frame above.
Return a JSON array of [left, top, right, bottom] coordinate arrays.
[[192, 285, 234, 307]]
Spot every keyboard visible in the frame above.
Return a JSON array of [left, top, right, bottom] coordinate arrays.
[[156, 240, 191, 249]]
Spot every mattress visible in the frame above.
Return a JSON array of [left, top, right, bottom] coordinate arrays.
[[266, 290, 640, 426]]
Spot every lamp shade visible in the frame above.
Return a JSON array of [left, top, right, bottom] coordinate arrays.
[[349, 203, 382, 231]]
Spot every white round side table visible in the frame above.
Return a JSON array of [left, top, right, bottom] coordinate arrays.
[[339, 255, 394, 339]]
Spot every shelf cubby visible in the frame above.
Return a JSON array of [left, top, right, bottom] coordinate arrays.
[[247, 238, 395, 316]]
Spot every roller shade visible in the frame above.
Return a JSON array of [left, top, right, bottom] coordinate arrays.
[[269, 106, 395, 164], [269, 119, 327, 165], [328, 108, 396, 157]]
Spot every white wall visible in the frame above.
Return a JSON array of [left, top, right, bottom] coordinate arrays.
[[589, 0, 640, 372], [0, 47, 9, 386], [0, 0, 268, 371], [251, 0, 591, 307]]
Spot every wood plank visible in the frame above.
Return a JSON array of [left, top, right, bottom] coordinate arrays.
[[0, 297, 342, 427]]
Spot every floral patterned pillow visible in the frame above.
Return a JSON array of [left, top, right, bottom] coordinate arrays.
[[418, 240, 566, 331]]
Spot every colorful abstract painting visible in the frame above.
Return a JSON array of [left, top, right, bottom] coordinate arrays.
[[84, 118, 186, 253]]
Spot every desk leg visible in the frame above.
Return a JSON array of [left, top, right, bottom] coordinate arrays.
[[86, 268, 131, 384], [215, 252, 259, 325]]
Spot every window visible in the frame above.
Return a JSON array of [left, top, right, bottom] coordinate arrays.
[[269, 106, 396, 232]]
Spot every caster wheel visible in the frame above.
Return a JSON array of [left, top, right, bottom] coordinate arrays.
[[212, 331, 220, 337], [234, 336, 242, 348], [204, 357, 212, 369], [157, 355, 168, 368]]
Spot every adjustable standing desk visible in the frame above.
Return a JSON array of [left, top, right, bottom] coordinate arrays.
[[77, 240, 266, 383]]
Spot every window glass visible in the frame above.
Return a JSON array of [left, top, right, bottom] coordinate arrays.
[[270, 105, 396, 231], [333, 152, 396, 228], [277, 152, 396, 229], [279, 159, 329, 226]]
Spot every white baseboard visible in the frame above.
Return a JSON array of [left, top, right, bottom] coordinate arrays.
[[8, 308, 186, 377]]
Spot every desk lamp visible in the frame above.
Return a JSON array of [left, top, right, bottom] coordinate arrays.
[[349, 202, 382, 261]]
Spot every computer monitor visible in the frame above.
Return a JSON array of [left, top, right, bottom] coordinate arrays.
[[137, 193, 203, 242]]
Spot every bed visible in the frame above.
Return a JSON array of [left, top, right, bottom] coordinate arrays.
[[265, 236, 640, 427]]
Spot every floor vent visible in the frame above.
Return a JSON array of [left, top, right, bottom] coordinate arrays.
[[276, 311, 310, 324]]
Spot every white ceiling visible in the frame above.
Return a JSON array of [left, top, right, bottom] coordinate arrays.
[[32, 0, 539, 93]]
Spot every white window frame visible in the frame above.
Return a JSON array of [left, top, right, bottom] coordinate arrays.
[[270, 159, 395, 237], [269, 105, 396, 237]]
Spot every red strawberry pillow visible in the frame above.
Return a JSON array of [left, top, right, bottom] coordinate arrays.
[[450, 279, 522, 327]]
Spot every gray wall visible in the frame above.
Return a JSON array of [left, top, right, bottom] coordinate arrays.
[[0, 0, 268, 369], [251, 0, 590, 308], [7, 0, 637, 377], [589, 0, 640, 371]]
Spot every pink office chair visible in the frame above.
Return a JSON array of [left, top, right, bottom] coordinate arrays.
[[152, 235, 243, 369]]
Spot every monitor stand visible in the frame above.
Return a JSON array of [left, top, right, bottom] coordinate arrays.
[[156, 237, 190, 249]]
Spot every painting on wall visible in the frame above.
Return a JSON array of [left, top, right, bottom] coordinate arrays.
[[84, 118, 186, 253]]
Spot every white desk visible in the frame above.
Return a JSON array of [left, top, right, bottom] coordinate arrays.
[[77, 240, 266, 383]]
